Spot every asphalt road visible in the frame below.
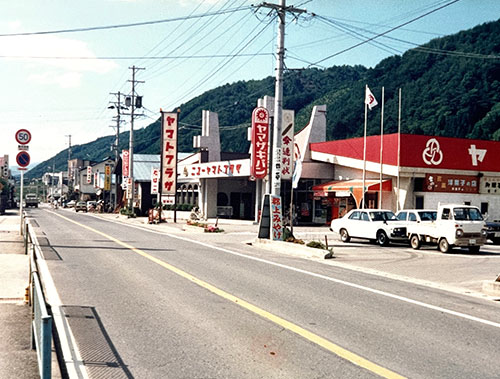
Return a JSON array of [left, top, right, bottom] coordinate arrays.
[[29, 207, 500, 379]]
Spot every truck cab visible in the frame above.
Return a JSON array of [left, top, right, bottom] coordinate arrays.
[[407, 204, 487, 253], [25, 193, 39, 208]]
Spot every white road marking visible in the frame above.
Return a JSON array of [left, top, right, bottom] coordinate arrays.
[[91, 214, 500, 330]]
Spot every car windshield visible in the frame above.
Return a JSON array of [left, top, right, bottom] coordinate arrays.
[[453, 207, 483, 221], [369, 211, 396, 221], [418, 211, 437, 221]]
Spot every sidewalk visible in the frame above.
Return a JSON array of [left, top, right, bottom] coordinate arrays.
[[0, 210, 39, 379]]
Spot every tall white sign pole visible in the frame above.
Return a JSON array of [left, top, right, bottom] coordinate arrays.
[[271, 0, 286, 196]]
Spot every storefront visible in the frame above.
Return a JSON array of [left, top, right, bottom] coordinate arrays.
[[310, 133, 500, 221]]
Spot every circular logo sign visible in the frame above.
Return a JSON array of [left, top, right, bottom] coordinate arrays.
[[16, 151, 31, 167], [422, 138, 443, 166], [15, 129, 31, 145]]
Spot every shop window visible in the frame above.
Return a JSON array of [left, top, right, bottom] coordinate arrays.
[[414, 178, 424, 192], [217, 192, 229, 206], [481, 202, 488, 215], [415, 196, 424, 209]]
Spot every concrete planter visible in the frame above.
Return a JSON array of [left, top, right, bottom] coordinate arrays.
[[252, 238, 331, 259]]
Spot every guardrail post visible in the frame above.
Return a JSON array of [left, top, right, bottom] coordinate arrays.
[[41, 316, 53, 379], [24, 221, 29, 255]]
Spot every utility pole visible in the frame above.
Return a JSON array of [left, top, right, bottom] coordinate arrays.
[[259, 1, 306, 196], [109, 91, 125, 208], [126, 66, 145, 212], [66, 134, 72, 195]]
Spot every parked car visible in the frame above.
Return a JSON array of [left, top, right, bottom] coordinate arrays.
[[396, 209, 437, 223], [329, 209, 408, 246], [75, 201, 87, 212], [485, 220, 500, 244], [66, 200, 76, 208]]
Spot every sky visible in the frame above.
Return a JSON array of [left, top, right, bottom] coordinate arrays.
[[1, 0, 499, 171]]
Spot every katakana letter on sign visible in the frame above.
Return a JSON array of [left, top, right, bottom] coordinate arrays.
[[164, 167, 174, 178], [164, 181, 174, 191], [166, 116, 176, 126]]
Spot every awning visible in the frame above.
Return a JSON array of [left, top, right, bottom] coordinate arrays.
[[312, 179, 392, 207]]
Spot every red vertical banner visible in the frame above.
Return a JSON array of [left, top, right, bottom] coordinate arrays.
[[250, 107, 269, 179], [86, 166, 92, 184], [122, 150, 129, 178], [271, 195, 283, 241], [161, 112, 178, 196]]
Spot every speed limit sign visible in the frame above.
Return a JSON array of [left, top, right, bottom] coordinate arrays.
[[15, 129, 31, 145]]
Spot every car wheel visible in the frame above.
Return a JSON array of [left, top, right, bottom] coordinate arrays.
[[410, 234, 421, 250], [438, 238, 450, 253], [377, 231, 389, 246], [468, 246, 480, 253], [339, 228, 350, 243]]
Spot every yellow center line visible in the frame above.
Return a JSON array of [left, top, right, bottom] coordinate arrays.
[[50, 211, 406, 379]]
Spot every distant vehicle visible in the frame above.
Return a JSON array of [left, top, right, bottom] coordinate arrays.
[[87, 201, 97, 211], [66, 200, 76, 208], [75, 201, 87, 212], [25, 193, 38, 208], [406, 204, 486, 253], [329, 209, 407, 246], [485, 221, 500, 245]]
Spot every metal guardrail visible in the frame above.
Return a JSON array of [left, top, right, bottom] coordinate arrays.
[[31, 271, 53, 379], [24, 212, 53, 379]]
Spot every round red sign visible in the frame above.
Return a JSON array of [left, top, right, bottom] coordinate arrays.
[[15, 129, 31, 145]]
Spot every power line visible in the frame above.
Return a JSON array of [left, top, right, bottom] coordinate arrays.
[[308, 0, 462, 67], [0, 53, 273, 60], [0, 6, 253, 37]]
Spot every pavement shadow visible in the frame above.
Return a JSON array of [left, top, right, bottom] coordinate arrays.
[[60, 305, 133, 379]]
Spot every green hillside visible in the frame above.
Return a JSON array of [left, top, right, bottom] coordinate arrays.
[[26, 19, 500, 179]]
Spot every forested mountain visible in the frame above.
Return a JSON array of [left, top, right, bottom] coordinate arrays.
[[26, 19, 500, 179]]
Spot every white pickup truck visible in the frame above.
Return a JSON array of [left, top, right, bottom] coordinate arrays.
[[406, 204, 487, 253]]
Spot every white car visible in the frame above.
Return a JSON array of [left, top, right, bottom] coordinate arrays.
[[330, 209, 408, 246], [395, 209, 437, 223]]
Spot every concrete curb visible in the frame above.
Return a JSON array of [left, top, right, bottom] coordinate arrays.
[[252, 238, 332, 259], [481, 280, 500, 297]]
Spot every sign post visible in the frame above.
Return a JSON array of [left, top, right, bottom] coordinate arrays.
[[15, 129, 31, 234]]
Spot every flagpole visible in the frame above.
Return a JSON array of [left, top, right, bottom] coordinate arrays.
[[397, 88, 402, 212], [362, 85, 368, 209], [379, 87, 384, 209]]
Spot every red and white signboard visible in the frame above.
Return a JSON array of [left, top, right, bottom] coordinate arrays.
[[151, 167, 160, 195], [281, 110, 294, 179], [271, 195, 283, 241], [180, 159, 249, 179], [161, 112, 178, 196], [250, 107, 269, 180], [126, 177, 133, 199], [15, 129, 31, 145], [86, 166, 92, 184], [122, 150, 130, 178]]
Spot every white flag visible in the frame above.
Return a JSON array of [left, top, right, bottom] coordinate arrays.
[[292, 154, 303, 189], [365, 86, 378, 110]]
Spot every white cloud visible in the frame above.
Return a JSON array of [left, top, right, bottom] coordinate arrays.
[[0, 29, 118, 88], [28, 71, 83, 88]]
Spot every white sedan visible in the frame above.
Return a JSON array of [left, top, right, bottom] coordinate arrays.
[[330, 209, 408, 246]]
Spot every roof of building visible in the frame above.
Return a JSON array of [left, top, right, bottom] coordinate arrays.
[[311, 133, 500, 172]]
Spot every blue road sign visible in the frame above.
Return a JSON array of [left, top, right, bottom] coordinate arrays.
[[16, 151, 30, 167]]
